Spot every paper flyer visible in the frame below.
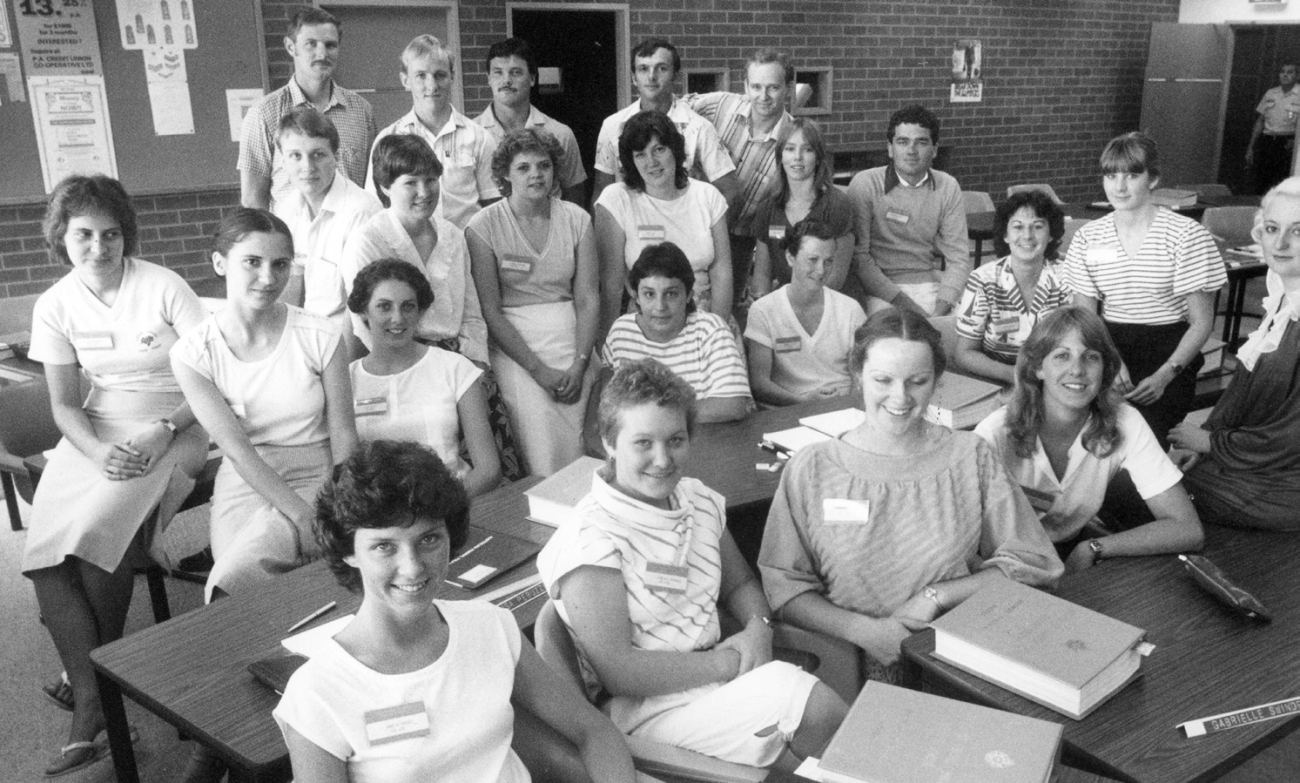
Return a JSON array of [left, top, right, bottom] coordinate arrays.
[[226, 87, 263, 142], [28, 74, 119, 192], [117, 0, 197, 51], [14, 0, 102, 76], [950, 39, 983, 103], [0, 0, 13, 48], [0, 52, 21, 102], [144, 45, 192, 134]]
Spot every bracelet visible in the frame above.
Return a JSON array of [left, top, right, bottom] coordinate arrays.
[[747, 614, 773, 629]]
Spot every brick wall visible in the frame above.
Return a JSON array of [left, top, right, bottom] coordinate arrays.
[[1, 0, 1179, 302]]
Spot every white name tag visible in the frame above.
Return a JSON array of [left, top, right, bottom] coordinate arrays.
[[456, 563, 499, 587], [645, 562, 690, 594], [1086, 245, 1122, 265], [774, 336, 802, 353], [885, 210, 910, 225], [71, 331, 114, 351], [500, 254, 533, 274], [991, 315, 1020, 336], [637, 224, 667, 241], [823, 499, 870, 524], [354, 396, 389, 416], [768, 224, 785, 240], [364, 701, 431, 746]]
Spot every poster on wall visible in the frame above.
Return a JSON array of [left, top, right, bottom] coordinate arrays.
[[226, 87, 263, 141], [0, 52, 23, 101], [28, 74, 119, 191], [116, 0, 198, 50], [951, 39, 982, 103], [14, 0, 103, 76], [0, 1, 14, 49], [144, 44, 192, 134]]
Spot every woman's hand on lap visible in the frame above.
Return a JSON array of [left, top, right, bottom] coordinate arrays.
[[1125, 366, 1172, 406], [554, 362, 587, 405], [124, 422, 175, 474], [716, 617, 773, 679], [1168, 421, 1211, 454], [1113, 362, 1134, 395], [96, 441, 147, 481], [531, 364, 568, 400]]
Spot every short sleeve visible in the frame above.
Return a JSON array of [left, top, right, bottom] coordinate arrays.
[[742, 295, 777, 349], [702, 183, 728, 226], [448, 351, 485, 400], [1062, 223, 1099, 300], [1169, 220, 1227, 298], [758, 455, 828, 613], [169, 324, 215, 381], [954, 270, 992, 341], [537, 499, 624, 596], [28, 287, 77, 366], [699, 317, 752, 399], [693, 122, 737, 181], [237, 97, 274, 178], [594, 117, 620, 176], [555, 126, 588, 188], [972, 438, 1064, 588], [274, 660, 353, 761], [594, 182, 631, 228], [599, 337, 616, 369], [475, 132, 502, 201], [164, 273, 208, 336], [1118, 407, 1184, 500], [339, 223, 383, 296]]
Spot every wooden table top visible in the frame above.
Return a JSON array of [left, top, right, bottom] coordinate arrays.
[[903, 523, 1300, 783], [91, 476, 545, 779]]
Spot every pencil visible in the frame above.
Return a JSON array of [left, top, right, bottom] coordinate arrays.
[[287, 601, 337, 633]]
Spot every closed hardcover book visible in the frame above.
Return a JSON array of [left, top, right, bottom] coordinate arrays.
[[929, 579, 1147, 719], [524, 455, 604, 527], [799, 374, 1000, 436], [445, 525, 540, 589], [817, 681, 1062, 783]]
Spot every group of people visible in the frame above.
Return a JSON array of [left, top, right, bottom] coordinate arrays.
[[17, 5, 1300, 782]]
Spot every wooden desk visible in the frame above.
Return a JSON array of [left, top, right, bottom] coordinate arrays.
[[91, 476, 546, 783], [902, 523, 1300, 783]]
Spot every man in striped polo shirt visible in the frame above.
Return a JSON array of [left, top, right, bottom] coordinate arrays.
[[687, 49, 797, 310], [238, 7, 376, 211], [847, 105, 970, 317]]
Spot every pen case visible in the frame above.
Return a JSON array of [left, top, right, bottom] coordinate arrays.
[[1178, 554, 1272, 622]]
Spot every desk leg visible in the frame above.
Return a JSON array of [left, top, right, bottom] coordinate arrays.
[[1231, 275, 1250, 345], [95, 669, 140, 783]]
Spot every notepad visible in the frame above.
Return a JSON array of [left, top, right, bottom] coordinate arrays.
[[281, 615, 354, 657], [762, 426, 832, 454]]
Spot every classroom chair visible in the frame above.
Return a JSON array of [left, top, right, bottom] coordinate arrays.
[[1058, 217, 1091, 259], [0, 376, 180, 623], [1201, 206, 1264, 337], [1006, 183, 1064, 205], [962, 190, 996, 266], [1176, 183, 1233, 205]]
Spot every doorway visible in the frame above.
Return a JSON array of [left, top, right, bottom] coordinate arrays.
[[508, 3, 628, 203], [1219, 25, 1300, 195]]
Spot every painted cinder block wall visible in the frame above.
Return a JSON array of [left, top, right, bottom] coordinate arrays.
[[0, 0, 1179, 302]]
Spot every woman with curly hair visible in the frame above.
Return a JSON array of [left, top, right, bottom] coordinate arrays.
[[975, 307, 1203, 572], [466, 128, 598, 475]]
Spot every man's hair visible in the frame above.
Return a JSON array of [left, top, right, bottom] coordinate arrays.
[[486, 37, 537, 77], [401, 34, 455, 74], [286, 7, 340, 42], [632, 38, 681, 73], [886, 104, 940, 144], [747, 48, 793, 85], [780, 219, 839, 258], [276, 106, 340, 154]]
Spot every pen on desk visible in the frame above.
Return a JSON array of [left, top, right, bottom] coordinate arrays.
[[287, 601, 337, 633], [448, 534, 493, 565]]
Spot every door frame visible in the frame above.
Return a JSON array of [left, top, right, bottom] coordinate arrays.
[[505, 2, 631, 109], [316, 0, 465, 109]]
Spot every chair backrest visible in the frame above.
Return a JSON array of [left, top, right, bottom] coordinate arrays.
[[962, 190, 995, 214], [1006, 183, 1064, 205], [1057, 218, 1091, 260], [1176, 183, 1233, 204], [928, 315, 960, 368], [1201, 206, 1259, 247], [533, 600, 588, 695], [0, 378, 60, 504]]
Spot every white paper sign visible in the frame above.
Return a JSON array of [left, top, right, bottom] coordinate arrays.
[[0, 0, 13, 48], [225, 87, 263, 142], [28, 74, 119, 192], [143, 44, 192, 134], [116, 0, 197, 50]]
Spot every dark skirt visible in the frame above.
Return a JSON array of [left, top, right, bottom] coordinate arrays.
[[1105, 321, 1203, 450]]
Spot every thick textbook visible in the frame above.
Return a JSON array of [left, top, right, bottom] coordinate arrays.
[[524, 455, 604, 527], [929, 578, 1148, 719], [815, 681, 1062, 783], [799, 373, 1002, 435]]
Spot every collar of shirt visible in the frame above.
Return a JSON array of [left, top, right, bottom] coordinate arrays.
[[401, 107, 467, 142], [1237, 270, 1300, 371], [884, 165, 934, 192], [288, 77, 341, 110], [478, 103, 545, 130], [739, 103, 794, 143]]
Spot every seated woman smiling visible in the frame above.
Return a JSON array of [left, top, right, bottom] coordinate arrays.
[[539, 359, 847, 770], [275, 440, 638, 783], [758, 309, 1062, 682]]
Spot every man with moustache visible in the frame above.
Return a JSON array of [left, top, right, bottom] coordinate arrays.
[[847, 104, 969, 316], [1247, 63, 1300, 195], [365, 34, 500, 229], [238, 7, 375, 210], [474, 37, 587, 205], [590, 38, 736, 209]]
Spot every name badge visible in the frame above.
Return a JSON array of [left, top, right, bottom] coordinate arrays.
[[354, 396, 389, 416], [885, 210, 910, 225], [637, 224, 667, 241], [500, 254, 533, 274], [1086, 245, 1122, 265], [774, 336, 802, 353], [71, 331, 114, 351], [823, 499, 870, 524], [645, 562, 690, 594], [991, 315, 1020, 336], [768, 224, 786, 240], [364, 702, 431, 746]]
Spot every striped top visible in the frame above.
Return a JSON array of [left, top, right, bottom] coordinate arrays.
[[1063, 209, 1226, 325], [955, 257, 1071, 363], [600, 311, 752, 401], [686, 92, 793, 232], [538, 472, 726, 727]]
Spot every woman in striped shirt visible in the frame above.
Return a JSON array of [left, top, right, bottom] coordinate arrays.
[[1064, 132, 1226, 447]]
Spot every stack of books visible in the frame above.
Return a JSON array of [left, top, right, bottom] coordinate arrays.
[[929, 579, 1151, 720], [798, 373, 1003, 436], [806, 681, 1062, 783], [1150, 188, 1199, 209]]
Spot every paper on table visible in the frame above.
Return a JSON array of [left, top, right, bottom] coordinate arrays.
[[281, 615, 354, 657], [762, 426, 831, 454], [799, 408, 863, 438]]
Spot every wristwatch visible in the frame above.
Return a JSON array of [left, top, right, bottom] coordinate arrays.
[[1088, 538, 1105, 564], [157, 418, 178, 435], [1166, 360, 1185, 376], [922, 586, 944, 610]]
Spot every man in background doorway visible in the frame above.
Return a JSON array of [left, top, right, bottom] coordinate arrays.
[[590, 38, 737, 209], [846, 104, 969, 316], [238, 7, 376, 210], [365, 34, 500, 229], [475, 37, 587, 205], [1247, 62, 1300, 195]]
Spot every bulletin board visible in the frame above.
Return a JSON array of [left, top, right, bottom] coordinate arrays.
[[0, 0, 267, 204]]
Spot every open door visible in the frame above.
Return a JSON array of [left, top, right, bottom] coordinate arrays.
[[1140, 23, 1233, 187]]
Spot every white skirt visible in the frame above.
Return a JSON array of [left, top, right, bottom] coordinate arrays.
[[205, 441, 332, 601], [490, 301, 593, 477], [22, 388, 208, 575]]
